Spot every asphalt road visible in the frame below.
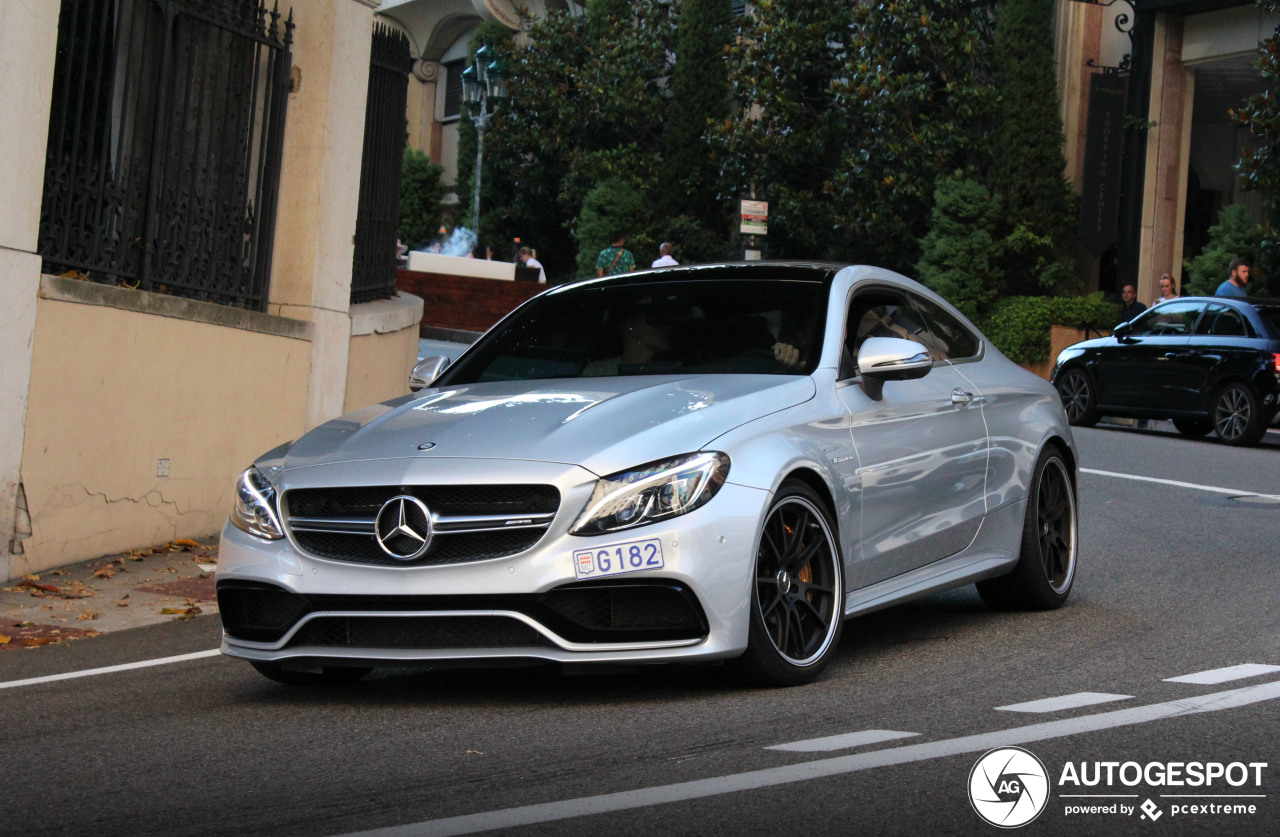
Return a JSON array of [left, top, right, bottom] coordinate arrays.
[[2, 424, 1278, 837]]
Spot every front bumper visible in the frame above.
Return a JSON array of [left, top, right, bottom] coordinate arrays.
[[216, 478, 770, 667]]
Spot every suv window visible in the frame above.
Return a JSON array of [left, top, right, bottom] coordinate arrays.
[[1127, 300, 1207, 337], [1194, 304, 1253, 338], [910, 295, 980, 361]]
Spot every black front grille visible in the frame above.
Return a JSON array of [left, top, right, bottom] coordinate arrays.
[[293, 528, 544, 566], [283, 484, 560, 567], [287, 485, 559, 517], [217, 580, 708, 646], [287, 616, 552, 649]]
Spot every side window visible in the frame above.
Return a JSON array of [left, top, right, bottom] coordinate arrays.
[[910, 295, 980, 361], [1194, 304, 1252, 338], [1129, 301, 1206, 337], [842, 290, 931, 378]]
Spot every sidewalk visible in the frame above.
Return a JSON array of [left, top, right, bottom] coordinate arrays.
[[0, 538, 218, 651]]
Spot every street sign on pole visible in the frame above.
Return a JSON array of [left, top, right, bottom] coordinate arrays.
[[739, 199, 768, 236]]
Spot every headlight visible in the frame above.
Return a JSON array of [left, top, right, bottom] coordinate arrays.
[[229, 465, 284, 540], [571, 452, 730, 536]]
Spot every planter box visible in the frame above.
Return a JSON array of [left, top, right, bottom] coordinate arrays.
[[1018, 324, 1110, 380]]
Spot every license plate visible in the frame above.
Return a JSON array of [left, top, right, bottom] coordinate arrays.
[[572, 537, 664, 579]]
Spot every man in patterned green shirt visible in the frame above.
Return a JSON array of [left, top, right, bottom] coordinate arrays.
[[595, 233, 636, 277]]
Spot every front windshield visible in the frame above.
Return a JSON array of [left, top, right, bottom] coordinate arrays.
[[441, 278, 829, 384]]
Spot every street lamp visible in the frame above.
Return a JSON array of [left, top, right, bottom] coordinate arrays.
[[461, 44, 509, 234]]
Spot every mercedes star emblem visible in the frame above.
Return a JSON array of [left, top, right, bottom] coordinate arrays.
[[374, 495, 434, 561]]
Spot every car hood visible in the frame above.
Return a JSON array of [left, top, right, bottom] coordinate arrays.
[[279, 375, 816, 477]]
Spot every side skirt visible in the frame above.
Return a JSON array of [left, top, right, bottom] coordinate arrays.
[[843, 499, 1026, 619]]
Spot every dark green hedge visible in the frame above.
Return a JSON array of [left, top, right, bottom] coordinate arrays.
[[978, 296, 1121, 364]]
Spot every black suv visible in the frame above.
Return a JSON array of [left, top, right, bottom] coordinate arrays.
[[1052, 297, 1280, 446]]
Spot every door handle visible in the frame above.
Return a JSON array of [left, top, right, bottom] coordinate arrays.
[[951, 389, 974, 406]]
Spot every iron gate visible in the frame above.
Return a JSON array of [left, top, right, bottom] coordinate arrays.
[[38, 0, 293, 312], [350, 22, 412, 305]]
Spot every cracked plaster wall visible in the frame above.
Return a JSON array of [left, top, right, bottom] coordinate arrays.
[[14, 296, 311, 577]]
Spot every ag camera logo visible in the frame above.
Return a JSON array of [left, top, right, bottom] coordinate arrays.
[[969, 747, 1051, 828]]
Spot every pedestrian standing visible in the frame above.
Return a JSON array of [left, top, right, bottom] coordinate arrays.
[[518, 246, 546, 284], [1120, 284, 1146, 321], [651, 242, 679, 268], [1215, 259, 1250, 298], [1152, 272, 1177, 305], [596, 233, 636, 277]]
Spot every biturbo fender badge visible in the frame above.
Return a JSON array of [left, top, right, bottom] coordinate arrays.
[[374, 495, 434, 560]]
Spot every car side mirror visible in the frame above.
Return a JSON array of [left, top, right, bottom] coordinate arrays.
[[857, 336, 932, 400], [409, 356, 451, 392], [1113, 322, 1132, 341]]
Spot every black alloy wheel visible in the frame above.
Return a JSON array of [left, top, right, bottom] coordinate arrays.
[[1056, 368, 1099, 427], [977, 445, 1077, 611], [1212, 382, 1266, 447], [739, 481, 844, 686]]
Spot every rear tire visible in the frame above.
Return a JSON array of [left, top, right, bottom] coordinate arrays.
[[1212, 382, 1266, 446], [977, 445, 1077, 611], [249, 660, 372, 686], [737, 481, 844, 687], [1055, 368, 1099, 427]]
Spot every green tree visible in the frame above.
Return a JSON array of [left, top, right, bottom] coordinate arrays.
[[1182, 204, 1263, 296], [990, 0, 1078, 293], [575, 178, 647, 277], [720, 0, 856, 259], [1233, 0, 1280, 280], [664, 0, 733, 227], [915, 176, 1003, 318], [832, 0, 997, 270], [398, 148, 446, 249], [474, 3, 676, 278]]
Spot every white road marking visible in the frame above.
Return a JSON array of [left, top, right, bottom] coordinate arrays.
[[995, 692, 1132, 713], [765, 729, 918, 752], [1079, 468, 1280, 501], [338, 679, 1280, 837], [0, 649, 221, 691], [1164, 664, 1280, 685]]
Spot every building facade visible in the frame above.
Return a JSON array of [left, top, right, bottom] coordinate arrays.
[[1, 0, 424, 581]]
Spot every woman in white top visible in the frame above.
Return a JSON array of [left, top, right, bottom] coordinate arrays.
[[1152, 272, 1177, 305]]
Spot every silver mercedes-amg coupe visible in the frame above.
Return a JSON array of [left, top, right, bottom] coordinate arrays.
[[217, 262, 1078, 686]]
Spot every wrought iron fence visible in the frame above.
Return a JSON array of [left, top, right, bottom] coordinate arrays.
[[38, 0, 293, 312], [350, 22, 412, 305]]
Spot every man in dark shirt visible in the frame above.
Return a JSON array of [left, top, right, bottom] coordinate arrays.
[[1120, 284, 1146, 321]]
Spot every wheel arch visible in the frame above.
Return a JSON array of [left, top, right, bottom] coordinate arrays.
[[777, 466, 839, 523]]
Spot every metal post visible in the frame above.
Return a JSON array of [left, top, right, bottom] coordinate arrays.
[[472, 101, 489, 233]]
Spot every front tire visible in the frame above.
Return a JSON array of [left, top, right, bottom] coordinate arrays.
[[738, 482, 844, 687], [977, 445, 1077, 611], [1056, 368, 1099, 427], [1212, 382, 1265, 446], [1172, 417, 1211, 438], [249, 660, 372, 686]]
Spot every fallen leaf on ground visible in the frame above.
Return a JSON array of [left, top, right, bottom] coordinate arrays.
[[465, 750, 484, 756], [20, 579, 60, 593], [0, 635, 10, 645], [173, 538, 200, 549], [22, 637, 60, 647], [91, 567, 117, 579], [161, 605, 202, 617], [49, 570, 67, 576], [76, 611, 100, 621]]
